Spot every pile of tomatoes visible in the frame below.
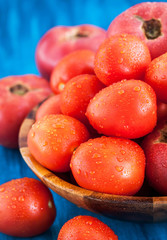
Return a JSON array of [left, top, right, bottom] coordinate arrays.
[[28, 32, 166, 198]]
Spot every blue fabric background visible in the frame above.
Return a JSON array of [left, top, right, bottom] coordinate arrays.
[[0, 0, 167, 239]]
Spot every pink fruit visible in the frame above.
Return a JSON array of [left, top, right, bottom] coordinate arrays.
[[107, 2, 167, 59], [35, 25, 106, 79], [0, 75, 51, 148], [142, 120, 167, 195]]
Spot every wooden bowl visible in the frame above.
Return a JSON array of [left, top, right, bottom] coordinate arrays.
[[19, 103, 167, 223]]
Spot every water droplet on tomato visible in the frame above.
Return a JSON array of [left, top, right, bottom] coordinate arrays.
[[120, 150, 126, 155], [161, 161, 167, 168], [115, 166, 124, 172], [92, 153, 101, 158], [58, 82, 65, 92], [21, 189, 25, 193], [86, 221, 93, 225], [31, 132, 35, 137], [18, 196, 25, 202], [43, 141, 48, 146], [96, 161, 102, 165], [133, 86, 141, 92], [0, 187, 4, 192], [118, 58, 123, 64], [48, 200, 53, 208], [117, 157, 123, 162], [118, 89, 125, 95]]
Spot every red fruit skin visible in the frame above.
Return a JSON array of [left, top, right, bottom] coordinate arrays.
[[107, 2, 167, 60], [157, 101, 167, 123], [86, 79, 157, 139], [70, 136, 146, 196], [60, 74, 105, 125], [145, 52, 167, 104], [36, 94, 61, 120], [28, 114, 90, 172], [142, 121, 167, 195], [35, 25, 106, 79], [94, 34, 151, 86], [0, 75, 51, 148], [0, 178, 56, 237], [58, 215, 118, 240], [50, 50, 95, 93]]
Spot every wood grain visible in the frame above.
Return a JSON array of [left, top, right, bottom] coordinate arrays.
[[19, 103, 167, 223]]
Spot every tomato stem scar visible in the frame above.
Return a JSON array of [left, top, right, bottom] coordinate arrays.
[[9, 83, 29, 96]]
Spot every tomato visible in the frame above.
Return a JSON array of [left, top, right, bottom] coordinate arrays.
[[157, 101, 167, 123], [60, 74, 104, 125], [0, 177, 56, 237], [86, 79, 157, 139], [142, 121, 167, 195], [58, 215, 118, 240], [36, 94, 61, 121], [0, 74, 51, 148], [28, 114, 90, 172], [107, 2, 167, 60], [94, 34, 151, 86], [70, 136, 146, 195], [145, 52, 167, 104], [35, 25, 106, 79], [50, 50, 95, 93]]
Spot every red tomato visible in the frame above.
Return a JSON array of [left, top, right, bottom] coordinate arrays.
[[50, 50, 95, 93], [0, 75, 51, 148], [142, 121, 167, 195], [157, 101, 167, 123], [58, 215, 118, 240], [107, 2, 167, 60], [145, 52, 167, 103], [86, 79, 157, 139], [36, 94, 61, 120], [94, 34, 151, 86], [60, 74, 104, 125], [70, 136, 146, 195], [28, 114, 90, 172], [0, 178, 56, 237]]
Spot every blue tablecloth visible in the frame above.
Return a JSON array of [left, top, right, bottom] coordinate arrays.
[[1, 0, 167, 239]]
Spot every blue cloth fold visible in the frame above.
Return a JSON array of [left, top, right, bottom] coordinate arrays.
[[0, 0, 167, 239]]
